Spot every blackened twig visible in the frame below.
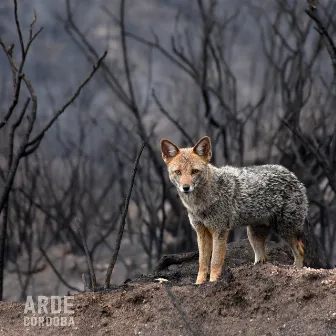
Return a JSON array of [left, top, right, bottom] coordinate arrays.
[[82, 273, 88, 291], [25, 51, 107, 153], [40, 247, 81, 292], [152, 89, 194, 144], [76, 217, 96, 290], [104, 142, 146, 289], [305, 1, 336, 83]]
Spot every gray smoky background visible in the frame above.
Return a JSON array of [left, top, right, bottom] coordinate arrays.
[[0, 0, 335, 301]]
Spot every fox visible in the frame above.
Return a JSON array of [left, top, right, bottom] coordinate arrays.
[[160, 136, 329, 284]]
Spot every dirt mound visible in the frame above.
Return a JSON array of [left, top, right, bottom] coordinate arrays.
[[1, 239, 335, 336]]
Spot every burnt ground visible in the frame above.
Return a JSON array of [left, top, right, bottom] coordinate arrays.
[[0, 239, 335, 336]]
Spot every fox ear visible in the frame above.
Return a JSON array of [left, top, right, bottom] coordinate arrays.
[[160, 139, 180, 163], [193, 136, 212, 161]]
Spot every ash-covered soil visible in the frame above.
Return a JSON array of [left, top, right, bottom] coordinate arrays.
[[1, 239, 335, 336]]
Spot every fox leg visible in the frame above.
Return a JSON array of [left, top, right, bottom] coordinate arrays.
[[281, 236, 304, 267], [277, 218, 305, 267], [247, 225, 270, 264], [195, 225, 212, 285], [209, 230, 229, 282], [290, 238, 305, 267]]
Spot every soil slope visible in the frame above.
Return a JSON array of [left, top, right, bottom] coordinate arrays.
[[0, 240, 335, 336]]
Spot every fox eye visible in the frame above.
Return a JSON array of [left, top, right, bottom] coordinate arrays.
[[191, 169, 199, 175], [175, 170, 181, 176]]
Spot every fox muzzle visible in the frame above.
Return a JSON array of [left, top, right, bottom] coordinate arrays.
[[180, 184, 194, 193]]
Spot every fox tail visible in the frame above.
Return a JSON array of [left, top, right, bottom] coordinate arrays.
[[301, 219, 331, 269]]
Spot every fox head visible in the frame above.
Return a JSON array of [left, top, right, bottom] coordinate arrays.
[[160, 136, 212, 194]]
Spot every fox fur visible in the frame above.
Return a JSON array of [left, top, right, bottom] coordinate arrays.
[[160, 136, 329, 284]]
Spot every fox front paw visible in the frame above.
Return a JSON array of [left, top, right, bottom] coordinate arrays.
[[209, 272, 221, 282], [254, 256, 268, 265], [254, 260, 266, 265], [195, 276, 206, 285]]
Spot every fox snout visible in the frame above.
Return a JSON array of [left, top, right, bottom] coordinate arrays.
[[182, 184, 192, 193], [178, 180, 195, 193]]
